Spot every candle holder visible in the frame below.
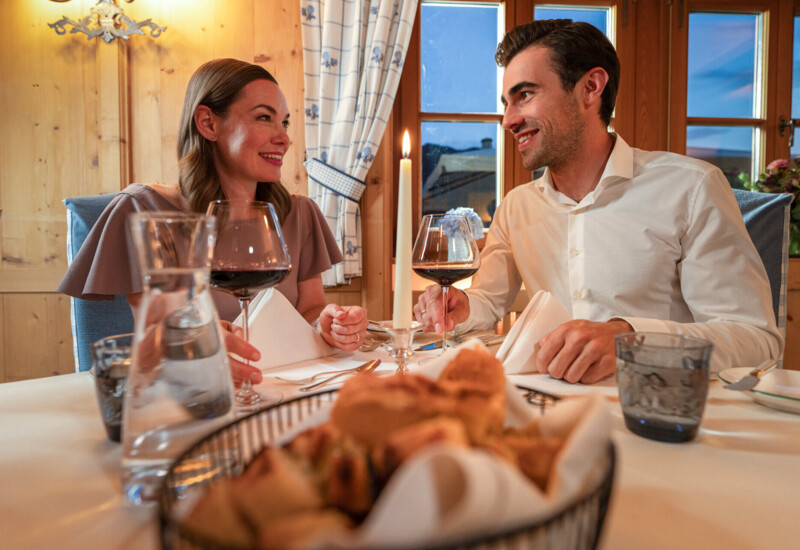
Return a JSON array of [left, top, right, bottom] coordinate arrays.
[[379, 320, 422, 375]]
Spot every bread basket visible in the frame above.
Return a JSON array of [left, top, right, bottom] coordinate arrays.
[[158, 387, 615, 550]]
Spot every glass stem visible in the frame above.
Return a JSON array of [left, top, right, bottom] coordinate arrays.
[[238, 298, 253, 396], [441, 285, 450, 350]]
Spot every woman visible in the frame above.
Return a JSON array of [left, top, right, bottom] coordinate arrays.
[[59, 58, 368, 384]]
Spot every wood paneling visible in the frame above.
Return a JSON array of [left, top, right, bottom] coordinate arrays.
[[2, 293, 73, 381], [0, 0, 328, 382]]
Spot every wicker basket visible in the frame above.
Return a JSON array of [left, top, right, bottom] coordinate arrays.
[[159, 388, 615, 550]]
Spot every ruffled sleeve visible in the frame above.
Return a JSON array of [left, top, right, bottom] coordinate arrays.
[[288, 195, 344, 282], [58, 185, 176, 300]]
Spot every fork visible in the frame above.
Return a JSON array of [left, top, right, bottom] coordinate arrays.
[[299, 359, 381, 392], [272, 358, 383, 385], [358, 338, 386, 352]]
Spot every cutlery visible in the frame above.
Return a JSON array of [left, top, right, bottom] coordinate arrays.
[[298, 359, 381, 392], [274, 359, 381, 385], [723, 359, 778, 391], [414, 331, 504, 351]]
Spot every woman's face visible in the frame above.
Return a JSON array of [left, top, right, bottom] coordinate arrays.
[[211, 79, 290, 197]]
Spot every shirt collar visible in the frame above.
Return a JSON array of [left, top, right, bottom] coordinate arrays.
[[532, 133, 633, 208]]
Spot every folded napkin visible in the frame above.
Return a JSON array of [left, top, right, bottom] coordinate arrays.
[[495, 290, 572, 373], [304, 340, 611, 549], [233, 289, 336, 371]]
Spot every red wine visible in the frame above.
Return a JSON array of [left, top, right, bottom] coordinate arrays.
[[210, 268, 290, 299], [413, 265, 478, 286]]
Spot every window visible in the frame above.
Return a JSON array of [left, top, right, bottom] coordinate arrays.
[[669, 0, 798, 183], [418, 1, 504, 228], [685, 12, 764, 188]]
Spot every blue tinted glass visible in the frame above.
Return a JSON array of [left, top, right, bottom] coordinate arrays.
[[421, 121, 500, 227], [792, 16, 800, 157], [534, 6, 608, 35], [686, 125, 754, 188], [688, 13, 758, 118], [421, 3, 500, 113]]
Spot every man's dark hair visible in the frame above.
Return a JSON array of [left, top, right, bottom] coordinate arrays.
[[495, 19, 620, 126]]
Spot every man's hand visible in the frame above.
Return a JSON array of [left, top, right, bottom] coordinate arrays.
[[220, 320, 263, 387], [535, 319, 633, 384], [413, 284, 470, 332], [318, 305, 368, 351]]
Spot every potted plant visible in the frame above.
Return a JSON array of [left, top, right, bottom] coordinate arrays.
[[738, 158, 800, 255]]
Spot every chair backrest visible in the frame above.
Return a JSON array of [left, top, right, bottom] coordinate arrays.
[[64, 194, 135, 372], [732, 189, 793, 339]]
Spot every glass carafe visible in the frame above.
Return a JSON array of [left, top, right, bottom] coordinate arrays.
[[122, 211, 235, 505]]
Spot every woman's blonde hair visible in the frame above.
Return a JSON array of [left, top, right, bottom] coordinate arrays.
[[177, 58, 292, 222]]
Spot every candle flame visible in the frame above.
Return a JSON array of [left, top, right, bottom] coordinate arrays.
[[402, 130, 410, 158]]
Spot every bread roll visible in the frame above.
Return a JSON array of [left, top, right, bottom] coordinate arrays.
[[438, 346, 507, 440], [235, 447, 324, 530], [331, 373, 451, 447], [182, 478, 255, 548], [372, 415, 470, 479]]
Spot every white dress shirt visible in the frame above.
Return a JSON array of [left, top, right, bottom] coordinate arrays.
[[460, 135, 782, 372]]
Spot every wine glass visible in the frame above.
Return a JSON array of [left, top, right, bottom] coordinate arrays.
[[412, 213, 481, 351], [206, 199, 292, 413]]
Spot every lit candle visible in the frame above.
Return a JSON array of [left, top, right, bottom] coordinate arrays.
[[393, 130, 413, 329]]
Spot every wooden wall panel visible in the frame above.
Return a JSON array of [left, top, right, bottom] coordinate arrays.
[[2, 293, 73, 381], [0, 2, 101, 294]]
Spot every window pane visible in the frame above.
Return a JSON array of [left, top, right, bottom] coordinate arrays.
[[792, 15, 800, 157], [420, 2, 501, 113], [686, 125, 754, 188], [687, 13, 761, 118], [421, 121, 500, 227], [534, 5, 609, 36]]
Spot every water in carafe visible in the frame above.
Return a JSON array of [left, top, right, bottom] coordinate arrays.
[[121, 212, 235, 505]]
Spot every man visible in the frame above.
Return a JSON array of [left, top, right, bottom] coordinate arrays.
[[414, 20, 781, 383]]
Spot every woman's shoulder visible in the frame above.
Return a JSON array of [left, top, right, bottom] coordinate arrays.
[[129, 183, 186, 210], [288, 194, 327, 223]]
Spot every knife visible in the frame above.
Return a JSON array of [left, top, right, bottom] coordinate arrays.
[[723, 359, 778, 391]]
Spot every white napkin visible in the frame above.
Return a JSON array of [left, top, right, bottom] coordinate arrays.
[[495, 290, 572, 373], [309, 340, 611, 549], [233, 289, 337, 371]]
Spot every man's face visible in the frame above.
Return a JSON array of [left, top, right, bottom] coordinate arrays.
[[501, 46, 586, 173]]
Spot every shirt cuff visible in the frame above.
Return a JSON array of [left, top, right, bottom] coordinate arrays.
[[611, 316, 673, 334]]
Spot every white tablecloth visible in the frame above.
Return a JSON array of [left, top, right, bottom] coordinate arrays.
[[1, 354, 799, 549]]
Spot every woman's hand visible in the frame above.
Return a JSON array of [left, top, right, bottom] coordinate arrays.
[[219, 320, 263, 386], [317, 305, 368, 351]]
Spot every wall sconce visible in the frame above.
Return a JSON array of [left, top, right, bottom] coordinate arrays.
[[48, 0, 166, 43]]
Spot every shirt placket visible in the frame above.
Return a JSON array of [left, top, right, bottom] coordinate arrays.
[[567, 206, 588, 319]]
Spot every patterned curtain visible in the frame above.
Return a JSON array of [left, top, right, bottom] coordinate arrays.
[[300, 0, 418, 285]]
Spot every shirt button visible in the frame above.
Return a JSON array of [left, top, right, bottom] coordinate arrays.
[[572, 290, 582, 300], [571, 249, 580, 256]]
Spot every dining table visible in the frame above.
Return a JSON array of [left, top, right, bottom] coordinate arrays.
[[1, 343, 799, 550]]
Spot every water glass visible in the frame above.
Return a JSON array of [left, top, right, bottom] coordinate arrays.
[[616, 332, 713, 443], [90, 333, 133, 443], [122, 212, 235, 505]]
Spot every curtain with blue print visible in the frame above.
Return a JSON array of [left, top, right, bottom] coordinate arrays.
[[300, 0, 418, 286]]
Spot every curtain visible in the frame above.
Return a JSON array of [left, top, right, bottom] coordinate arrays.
[[300, 0, 418, 285]]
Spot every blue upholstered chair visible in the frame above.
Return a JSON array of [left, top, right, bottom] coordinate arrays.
[[732, 189, 793, 340], [64, 194, 135, 372]]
